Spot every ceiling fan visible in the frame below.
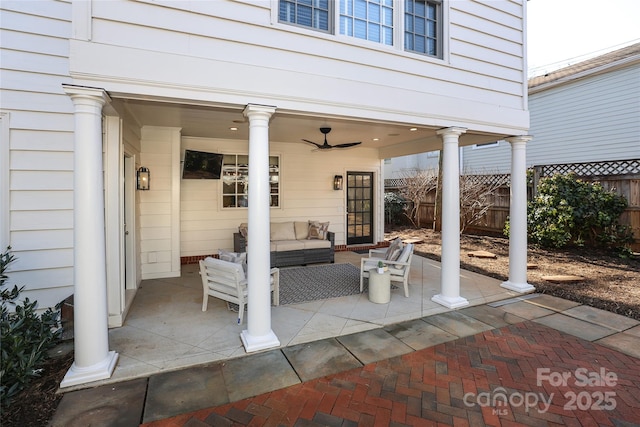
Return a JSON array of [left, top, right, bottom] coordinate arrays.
[[302, 127, 362, 150]]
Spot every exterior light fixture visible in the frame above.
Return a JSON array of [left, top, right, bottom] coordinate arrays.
[[137, 166, 150, 190], [333, 175, 343, 191]]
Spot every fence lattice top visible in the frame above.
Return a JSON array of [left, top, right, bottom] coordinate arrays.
[[385, 159, 640, 190], [385, 174, 511, 189], [464, 174, 511, 187], [536, 159, 640, 177]]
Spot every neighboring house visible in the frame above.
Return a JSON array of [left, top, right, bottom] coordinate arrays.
[[385, 42, 640, 178], [1, 0, 532, 387]]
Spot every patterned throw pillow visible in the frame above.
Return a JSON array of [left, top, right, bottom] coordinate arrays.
[[307, 221, 330, 240], [238, 223, 248, 239], [218, 249, 248, 274], [384, 238, 404, 261]]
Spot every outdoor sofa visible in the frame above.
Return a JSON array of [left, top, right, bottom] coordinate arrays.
[[233, 220, 335, 268]]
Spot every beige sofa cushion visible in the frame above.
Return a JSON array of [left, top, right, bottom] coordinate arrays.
[[272, 240, 305, 251], [270, 222, 296, 241], [294, 221, 309, 240], [303, 239, 331, 250]]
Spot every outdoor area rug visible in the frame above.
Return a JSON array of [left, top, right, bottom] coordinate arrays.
[[279, 263, 361, 305]]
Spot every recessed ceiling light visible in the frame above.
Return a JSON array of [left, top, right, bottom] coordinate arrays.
[[409, 127, 418, 131], [229, 127, 238, 131], [372, 138, 379, 141]]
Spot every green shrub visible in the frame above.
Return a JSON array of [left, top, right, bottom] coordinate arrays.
[[384, 192, 407, 225], [524, 173, 631, 249], [1, 248, 62, 410]]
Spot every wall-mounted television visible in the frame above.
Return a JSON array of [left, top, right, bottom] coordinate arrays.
[[182, 150, 224, 179]]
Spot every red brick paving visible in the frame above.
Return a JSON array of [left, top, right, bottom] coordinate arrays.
[[142, 321, 640, 426]]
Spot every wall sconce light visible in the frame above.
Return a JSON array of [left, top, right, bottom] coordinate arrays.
[[137, 166, 150, 190], [333, 175, 343, 191]]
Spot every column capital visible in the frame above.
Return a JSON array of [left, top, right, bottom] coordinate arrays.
[[62, 84, 111, 105], [243, 104, 276, 119], [505, 135, 533, 145], [437, 127, 467, 137]]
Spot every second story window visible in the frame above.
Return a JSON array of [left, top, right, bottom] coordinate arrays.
[[278, 0, 443, 59], [279, 0, 331, 32], [340, 0, 393, 45], [405, 0, 441, 57]]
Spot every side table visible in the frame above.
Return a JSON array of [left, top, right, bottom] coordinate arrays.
[[368, 269, 391, 303]]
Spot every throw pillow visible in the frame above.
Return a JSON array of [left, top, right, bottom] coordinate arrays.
[[219, 249, 248, 275], [307, 220, 330, 240], [384, 238, 403, 260], [238, 223, 248, 239], [394, 243, 413, 268]]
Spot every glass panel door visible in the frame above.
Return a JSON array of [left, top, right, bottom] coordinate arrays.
[[346, 171, 373, 245]]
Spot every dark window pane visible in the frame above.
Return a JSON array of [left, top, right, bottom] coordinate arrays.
[[368, 22, 380, 42], [415, 16, 425, 35], [427, 20, 436, 37], [405, 32, 413, 50], [383, 26, 393, 44], [427, 3, 436, 19], [405, 14, 413, 31], [355, 19, 367, 39], [427, 37, 436, 55], [280, 0, 331, 31], [368, 3, 380, 21], [415, 35, 425, 52], [355, 0, 367, 18], [315, 9, 329, 30], [298, 5, 312, 26]]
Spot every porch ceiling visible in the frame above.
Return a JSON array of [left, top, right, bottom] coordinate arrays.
[[119, 98, 503, 156]]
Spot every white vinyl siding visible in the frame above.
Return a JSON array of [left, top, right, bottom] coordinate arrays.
[[0, 1, 75, 308], [139, 127, 181, 279], [76, 0, 527, 135]]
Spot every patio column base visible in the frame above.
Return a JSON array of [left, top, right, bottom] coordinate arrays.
[[60, 350, 118, 388], [431, 294, 469, 309], [241, 329, 280, 353], [500, 280, 535, 293]]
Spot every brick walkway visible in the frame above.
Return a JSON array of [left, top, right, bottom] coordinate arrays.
[[142, 321, 640, 426]]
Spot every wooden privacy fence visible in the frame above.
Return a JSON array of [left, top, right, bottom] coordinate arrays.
[[386, 159, 640, 250]]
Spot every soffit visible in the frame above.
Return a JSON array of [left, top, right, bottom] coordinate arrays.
[[119, 98, 502, 154]]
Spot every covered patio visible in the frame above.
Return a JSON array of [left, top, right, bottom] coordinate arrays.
[[60, 90, 533, 388], [60, 250, 521, 390]]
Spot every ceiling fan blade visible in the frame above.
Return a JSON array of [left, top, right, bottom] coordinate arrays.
[[333, 142, 362, 148], [302, 139, 324, 149]]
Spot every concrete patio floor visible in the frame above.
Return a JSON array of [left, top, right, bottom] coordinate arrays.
[[59, 251, 520, 391]]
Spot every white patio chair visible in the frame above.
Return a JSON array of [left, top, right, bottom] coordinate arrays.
[[199, 257, 279, 324], [360, 243, 414, 298]]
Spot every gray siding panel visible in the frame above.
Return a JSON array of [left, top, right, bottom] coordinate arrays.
[[458, 61, 640, 173]]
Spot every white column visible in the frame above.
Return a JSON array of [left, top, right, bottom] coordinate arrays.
[[60, 85, 118, 387], [240, 104, 281, 352], [501, 136, 535, 292], [432, 127, 469, 309]]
